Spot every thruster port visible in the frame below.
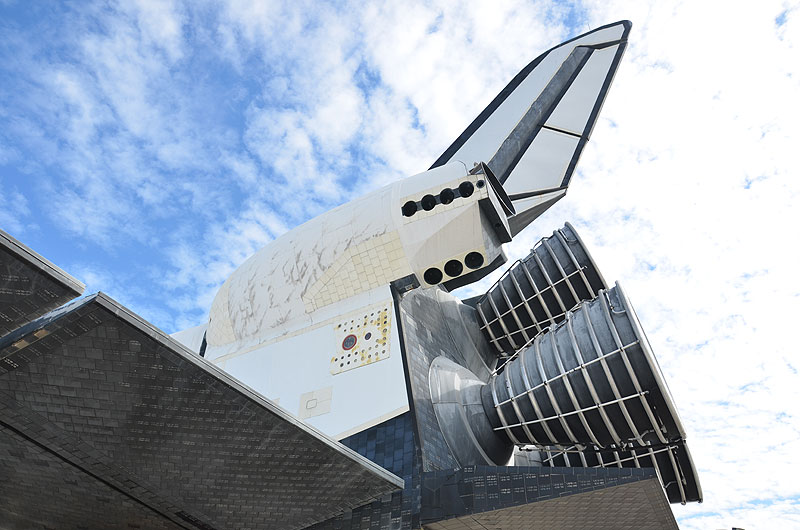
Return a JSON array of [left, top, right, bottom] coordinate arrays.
[[421, 194, 437, 211], [464, 252, 484, 270], [458, 181, 474, 198], [424, 267, 443, 285], [440, 188, 455, 204], [444, 260, 463, 277], [402, 200, 417, 217]]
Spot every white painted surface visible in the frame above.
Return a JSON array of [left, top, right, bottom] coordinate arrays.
[[202, 162, 504, 436], [170, 323, 207, 353], [504, 129, 580, 195], [206, 184, 399, 352], [442, 22, 627, 197], [218, 289, 409, 440], [546, 44, 620, 136], [206, 161, 504, 356], [198, 28, 628, 440], [298, 386, 333, 420]]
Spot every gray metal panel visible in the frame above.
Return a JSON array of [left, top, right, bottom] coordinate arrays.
[[0, 293, 402, 530], [429, 357, 511, 466], [396, 287, 500, 472], [397, 288, 463, 472], [0, 229, 85, 338]]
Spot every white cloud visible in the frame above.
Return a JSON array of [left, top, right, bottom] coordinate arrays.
[[0, 181, 33, 236]]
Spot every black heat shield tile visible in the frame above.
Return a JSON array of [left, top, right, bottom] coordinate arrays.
[[420, 465, 678, 530], [422, 475, 677, 530], [0, 229, 85, 338], [0, 292, 403, 530]]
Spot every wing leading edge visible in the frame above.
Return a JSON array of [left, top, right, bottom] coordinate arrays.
[[431, 21, 631, 236]]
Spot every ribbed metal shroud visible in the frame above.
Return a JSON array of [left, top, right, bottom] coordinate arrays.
[[480, 283, 701, 504], [476, 223, 606, 355]]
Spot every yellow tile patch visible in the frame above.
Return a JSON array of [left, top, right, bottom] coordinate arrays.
[[303, 231, 411, 312]]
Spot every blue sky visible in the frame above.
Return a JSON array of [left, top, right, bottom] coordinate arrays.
[[2, 1, 800, 527]]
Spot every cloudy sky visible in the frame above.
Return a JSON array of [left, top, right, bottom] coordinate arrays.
[[2, 0, 799, 527]]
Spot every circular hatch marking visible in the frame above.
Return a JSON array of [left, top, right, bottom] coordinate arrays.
[[342, 334, 357, 350]]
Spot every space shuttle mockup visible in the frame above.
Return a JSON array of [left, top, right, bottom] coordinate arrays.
[[191, 17, 700, 510], [1, 21, 700, 530]]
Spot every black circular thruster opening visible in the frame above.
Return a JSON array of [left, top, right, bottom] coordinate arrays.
[[423, 267, 443, 285], [365, 332, 372, 340], [464, 252, 484, 270], [476, 179, 485, 188], [459, 181, 474, 198], [402, 200, 417, 217], [440, 188, 455, 204], [444, 259, 463, 277], [421, 194, 436, 211]]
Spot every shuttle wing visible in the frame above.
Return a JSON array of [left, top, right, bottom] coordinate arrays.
[[0, 229, 84, 337], [430, 21, 631, 236], [0, 292, 402, 530]]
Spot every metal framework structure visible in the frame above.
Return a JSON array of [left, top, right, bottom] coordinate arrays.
[[482, 284, 701, 504], [476, 223, 606, 354]]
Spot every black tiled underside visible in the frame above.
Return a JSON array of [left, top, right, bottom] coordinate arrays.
[[0, 298, 399, 530]]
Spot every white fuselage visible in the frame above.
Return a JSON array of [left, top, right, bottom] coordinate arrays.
[[200, 161, 508, 439]]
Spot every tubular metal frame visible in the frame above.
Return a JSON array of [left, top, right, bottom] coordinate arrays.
[[538, 442, 688, 504], [487, 283, 700, 504], [489, 288, 674, 451], [477, 224, 606, 354]]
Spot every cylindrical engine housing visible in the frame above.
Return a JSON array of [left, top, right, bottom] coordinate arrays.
[[477, 282, 701, 504], [481, 282, 684, 449], [476, 223, 606, 355]]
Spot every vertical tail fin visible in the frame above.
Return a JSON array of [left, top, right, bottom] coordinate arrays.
[[431, 21, 631, 236]]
